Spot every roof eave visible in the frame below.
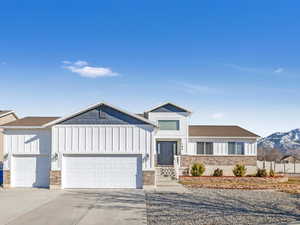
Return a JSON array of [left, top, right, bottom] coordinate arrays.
[[145, 101, 192, 114], [0, 126, 45, 129], [0, 110, 18, 119], [189, 136, 260, 139], [43, 101, 157, 128]]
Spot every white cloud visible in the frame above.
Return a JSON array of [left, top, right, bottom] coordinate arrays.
[[273, 68, 284, 73], [62, 60, 72, 64], [211, 113, 224, 119], [225, 63, 286, 75], [66, 65, 117, 78], [62, 60, 118, 78], [73, 60, 88, 67]]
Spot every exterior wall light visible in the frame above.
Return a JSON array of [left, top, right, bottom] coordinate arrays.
[[51, 153, 58, 161], [3, 153, 8, 161]]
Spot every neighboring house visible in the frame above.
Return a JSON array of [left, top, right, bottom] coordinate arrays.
[[0, 102, 259, 189], [0, 111, 18, 166], [280, 155, 300, 163]]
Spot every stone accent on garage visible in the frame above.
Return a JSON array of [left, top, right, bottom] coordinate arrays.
[[180, 155, 257, 167], [50, 170, 61, 189], [143, 170, 155, 185], [3, 170, 10, 187]]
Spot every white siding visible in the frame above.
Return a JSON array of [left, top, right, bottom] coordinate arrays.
[[148, 112, 190, 154], [187, 138, 257, 156], [52, 125, 154, 170], [3, 129, 51, 170]]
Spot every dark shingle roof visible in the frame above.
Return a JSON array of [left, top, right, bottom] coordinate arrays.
[[189, 125, 260, 138], [2, 117, 60, 127]]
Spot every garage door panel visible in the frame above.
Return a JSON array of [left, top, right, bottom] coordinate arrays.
[[62, 155, 142, 189], [11, 155, 50, 188]]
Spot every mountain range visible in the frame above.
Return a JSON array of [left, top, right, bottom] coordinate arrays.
[[258, 128, 300, 154]]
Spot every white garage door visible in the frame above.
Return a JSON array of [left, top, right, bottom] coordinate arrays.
[[11, 155, 50, 188], [62, 154, 143, 189]]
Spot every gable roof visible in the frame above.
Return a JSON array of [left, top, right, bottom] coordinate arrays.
[[145, 102, 191, 114], [44, 102, 157, 127], [0, 110, 17, 119], [1, 117, 59, 128], [189, 125, 260, 138]]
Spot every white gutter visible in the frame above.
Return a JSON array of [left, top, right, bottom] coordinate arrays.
[[189, 136, 260, 139]]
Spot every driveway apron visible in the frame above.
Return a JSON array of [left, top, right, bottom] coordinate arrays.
[[6, 189, 147, 225]]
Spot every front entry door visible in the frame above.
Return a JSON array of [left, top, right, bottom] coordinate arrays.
[[157, 141, 177, 165]]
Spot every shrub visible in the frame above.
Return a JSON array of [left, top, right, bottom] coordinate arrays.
[[233, 164, 247, 177], [190, 163, 205, 176], [213, 168, 223, 177], [269, 169, 275, 177], [256, 168, 267, 177]]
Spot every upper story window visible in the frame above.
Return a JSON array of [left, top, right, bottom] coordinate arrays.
[[197, 142, 213, 155], [158, 120, 179, 130], [228, 142, 245, 155]]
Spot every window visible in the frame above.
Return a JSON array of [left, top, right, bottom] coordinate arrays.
[[228, 142, 245, 155], [197, 142, 213, 155], [158, 120, 179, 130]]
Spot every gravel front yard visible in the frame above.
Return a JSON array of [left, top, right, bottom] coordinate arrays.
[[146, 189, 300, 225]]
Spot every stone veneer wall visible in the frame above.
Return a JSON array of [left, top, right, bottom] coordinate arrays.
[[49, 170, 154, 188], [143, 170, 155, 185], [50, 171, 61, 188], [3, 170, 10, 187], [180, 155, 257, 167], [179, 176, 288, 184], [179, 155, 257, 176]]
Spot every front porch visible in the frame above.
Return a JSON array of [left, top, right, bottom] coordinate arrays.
[[154, 139, 182, 182]]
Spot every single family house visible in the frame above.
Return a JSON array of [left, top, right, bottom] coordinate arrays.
[[0, 102, 259, 189]]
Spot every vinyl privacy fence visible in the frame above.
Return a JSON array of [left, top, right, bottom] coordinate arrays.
[[257, 160, 300, 174]]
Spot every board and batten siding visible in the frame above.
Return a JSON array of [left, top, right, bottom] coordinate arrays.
[[3, 129, 51, 170], [187, 138, 257, 156], [51, 125, 154, 170]]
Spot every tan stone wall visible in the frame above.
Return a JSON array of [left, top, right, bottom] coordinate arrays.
[[3, 170, 10, 187], [50, 170, 156, 188], [179, 155, 257, 176], [50, 171, 61, 188], [180, 155, 257, 167], [178, 165, 257, 176], [0, 113, 17, 162], [143, 170, 155, 185], [179, 175, 288, 184]]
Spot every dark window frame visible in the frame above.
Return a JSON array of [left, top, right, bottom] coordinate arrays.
[[196, 142, 214, 155], [228, 142, 245, 155]]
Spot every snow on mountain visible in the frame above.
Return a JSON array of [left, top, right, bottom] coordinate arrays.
[[258, 128, 300, 154]]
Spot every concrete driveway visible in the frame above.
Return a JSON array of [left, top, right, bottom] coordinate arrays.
[[0, 189, 147, 225]]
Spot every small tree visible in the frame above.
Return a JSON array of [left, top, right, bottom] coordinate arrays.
[[233, 164, 247, 177], [213, 168, 223, 177], [190, 163, 205, 176], [256, 168, 267, 177], [269, 169, 275, 177]]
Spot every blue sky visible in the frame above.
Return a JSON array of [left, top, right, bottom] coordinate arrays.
[[1, 1, 300, 136]]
